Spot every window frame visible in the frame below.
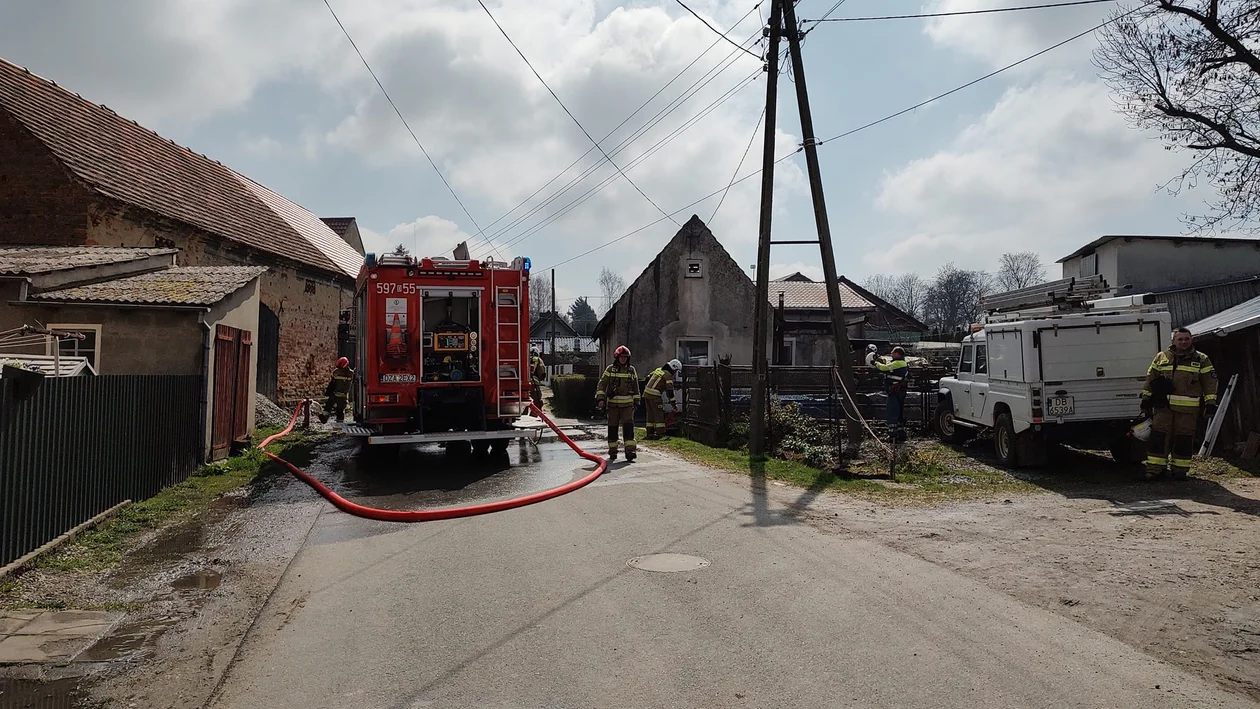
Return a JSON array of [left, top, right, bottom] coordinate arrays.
[[958, 344, 974, 374], [974, 344, 988, 375], [676, 337, 713, 367], [777, 337, 796, 366], [46, 323, 102, 371]]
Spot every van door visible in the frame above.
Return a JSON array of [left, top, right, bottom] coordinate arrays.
[[956, 344, 975, 420], [970, 343, 991, 423]]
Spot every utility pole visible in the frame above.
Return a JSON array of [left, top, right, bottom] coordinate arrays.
[[781, 0, 863, 455], [748, 0, 782, 457], [550, 269, 557, 381]]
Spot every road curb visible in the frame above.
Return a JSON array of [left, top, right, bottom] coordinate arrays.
[[0, 500, 131, 580]]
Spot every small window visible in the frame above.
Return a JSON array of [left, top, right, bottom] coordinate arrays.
[[959, 345, 974, 374], [974, 345, 987, 375], [48, 324, 101, 370], [677, 338, 711, 366], [304, 279, 317, 294], [685, 259, 703, 278]]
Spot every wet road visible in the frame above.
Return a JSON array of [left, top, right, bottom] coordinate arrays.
[[208, 440, 1255, 709]]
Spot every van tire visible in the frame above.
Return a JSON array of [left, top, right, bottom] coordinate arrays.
[[994, 413, 1020, 467], [935, 400, 971, 444]]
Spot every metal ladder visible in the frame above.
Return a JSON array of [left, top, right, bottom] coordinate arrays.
[[493, 273, 523, 418]]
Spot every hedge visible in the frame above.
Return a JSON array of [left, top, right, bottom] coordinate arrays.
[[551, 374, 599, 417]]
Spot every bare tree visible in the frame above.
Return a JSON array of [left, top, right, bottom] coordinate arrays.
[[1095, 1, 1260, 231], [923, 264, 990, 332], [597, 267, 627, 315], [862, 274, 897, 303], [529, 272, 553, 318], [890, 273, 929, 321], [995, 252, 1046, 291]]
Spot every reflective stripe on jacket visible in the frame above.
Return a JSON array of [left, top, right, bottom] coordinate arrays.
[[597, 363, 640, 407], [643, 367, 675, 400], [874, 357, 908, 390], [1142, 348, 1217, 410]]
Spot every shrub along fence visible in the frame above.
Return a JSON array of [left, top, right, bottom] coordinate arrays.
[[0, 374, 203, 568]]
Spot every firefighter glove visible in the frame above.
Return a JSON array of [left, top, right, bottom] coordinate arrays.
[[1206, 403, 1219, 419]]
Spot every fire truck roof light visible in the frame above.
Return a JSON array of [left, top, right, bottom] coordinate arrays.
[[523, 257, 531, 272]]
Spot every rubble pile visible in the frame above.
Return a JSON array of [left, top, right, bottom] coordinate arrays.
[[255, 394, 293, 429]]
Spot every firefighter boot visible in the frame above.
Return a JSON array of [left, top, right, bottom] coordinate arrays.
[[624, 423, 636, 462]]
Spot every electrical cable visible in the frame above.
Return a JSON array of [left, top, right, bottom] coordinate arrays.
[[475, 0, 681, 228], [464, 2, 764, 256], [711, 107, 765, 222], [535, 7, 1144, 271], [804, 0, 1115, 23], [320, 0, 496, 259], [675, 0, 761, 58]]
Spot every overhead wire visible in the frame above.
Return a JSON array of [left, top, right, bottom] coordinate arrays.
[[320, 0, 495, 259], [803, 0, 1115, 23], [674, 0, 761, 58], [475, 0, 681, 229], [710, 107, 765, 222], [468, 5, 766, 255], [536, 5, 1145, 272]]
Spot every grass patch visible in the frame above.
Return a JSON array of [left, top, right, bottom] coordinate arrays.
[[643, 430, 1038, 503], [30, 426, 326, 574], [1191, 455, 1260, 479]]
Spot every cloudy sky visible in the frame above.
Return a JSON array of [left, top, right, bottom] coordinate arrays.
[[0, 0, 1215, 311]]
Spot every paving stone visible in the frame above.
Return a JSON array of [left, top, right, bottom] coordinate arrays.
[[0, 611, 42, 635], [15, 611, 120, 637], [0, 633, 95, 664]]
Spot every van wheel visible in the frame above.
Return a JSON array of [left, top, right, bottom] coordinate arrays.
[[935, 402, 970, 444], [994, 413, 1019, 467]]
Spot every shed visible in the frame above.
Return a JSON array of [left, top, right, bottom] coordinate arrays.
[[1186, 295, 1260, 456]]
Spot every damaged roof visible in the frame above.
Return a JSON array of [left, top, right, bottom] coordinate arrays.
[[0, 246, 177, 275], [32, 266, 267, 307], [0, 57, 362, 279]]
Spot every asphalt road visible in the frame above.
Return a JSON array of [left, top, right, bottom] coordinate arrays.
[[207, 441, 1255, 709]]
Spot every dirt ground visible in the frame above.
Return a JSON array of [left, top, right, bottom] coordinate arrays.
[[785, 441, 1260, 702]]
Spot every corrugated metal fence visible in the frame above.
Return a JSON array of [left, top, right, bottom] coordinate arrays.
[[0, 375, 203, 568]]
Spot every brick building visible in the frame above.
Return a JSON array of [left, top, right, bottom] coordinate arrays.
[[0, 57, 363, 404]]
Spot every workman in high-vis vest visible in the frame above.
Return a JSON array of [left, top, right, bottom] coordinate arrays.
[[643, 358, 682, 440], [866, 345, 909, 442], [319, 356, 354, 424], [1141, 327, 1217, 480], [596, 345, 640, 462]]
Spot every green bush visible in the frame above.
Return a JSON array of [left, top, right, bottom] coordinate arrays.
[[718, 401, 835, 468], [551, 374, 597, 417]]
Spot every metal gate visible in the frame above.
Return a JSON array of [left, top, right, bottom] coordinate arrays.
[[212, 324, 252, 459], [257, 303, 279, 401]]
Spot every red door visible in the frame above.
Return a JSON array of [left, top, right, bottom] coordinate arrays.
[[212, 325, 252, 459]]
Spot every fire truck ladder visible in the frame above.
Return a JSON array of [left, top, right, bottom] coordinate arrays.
[[493, 277, 524, 418]]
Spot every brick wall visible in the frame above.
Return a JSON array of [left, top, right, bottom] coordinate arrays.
[[0, 113, 94, 245], [88, 205, 352, 404]]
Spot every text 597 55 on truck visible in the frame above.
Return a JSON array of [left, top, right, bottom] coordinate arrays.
[[936, 283, 1170, 468], [345, 251, 535, 456]]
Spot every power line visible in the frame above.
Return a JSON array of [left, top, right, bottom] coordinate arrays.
[[320, 0, 493, 258], [481, 33, 764, 252], [804, 0, 1114, 23], [475, 0, 681, 228], [538, 6, 1144, 272], [711, 107, 765, 222], [675, 0, 761, 58], [465, 2, 764, 256], [801, 0, 848, 36]]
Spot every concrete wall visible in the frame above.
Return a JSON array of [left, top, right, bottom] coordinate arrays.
[[599, 216, 766, 370], [204, 277, 260, 455], [1062, 238, 1260, 293]]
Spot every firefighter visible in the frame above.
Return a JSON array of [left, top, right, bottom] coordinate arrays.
[[596, 345, 641, 462], [1141, 327, 1217, 480], [529, 346, 546, 410], [643, 358, 682, 440], [319, 356, 354, 424], [866, 345, 909, 443]]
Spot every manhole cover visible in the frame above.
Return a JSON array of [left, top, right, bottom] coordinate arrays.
[[627, 553, 710, 573]]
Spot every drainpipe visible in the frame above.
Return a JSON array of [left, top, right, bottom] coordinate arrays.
[[199, 311, 212, 464]]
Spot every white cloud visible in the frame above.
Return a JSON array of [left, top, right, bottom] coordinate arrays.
[[242, 135, 284, 159], [360, 215, 474, 260], [923, 0, 1116, 69], [866, 73, 1193, 275]]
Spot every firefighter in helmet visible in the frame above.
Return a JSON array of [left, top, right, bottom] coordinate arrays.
[[596, 345, 641, 461], [1141, 327, 1217, 480], [643, 358, 682, 440], [529, 346, 546, 410], [320, 356, 354, 424], [866, 345, 909, 442]]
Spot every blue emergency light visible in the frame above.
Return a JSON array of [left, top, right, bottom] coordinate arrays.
[[523, 257, 531, 272]]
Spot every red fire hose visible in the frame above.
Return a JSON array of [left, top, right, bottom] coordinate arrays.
[[258, 401, 607, 522]]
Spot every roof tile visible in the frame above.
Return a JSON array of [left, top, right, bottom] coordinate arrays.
[[33, 266, 267, 306], [0, 246, 176, 275], [770, 281, 873, 310]]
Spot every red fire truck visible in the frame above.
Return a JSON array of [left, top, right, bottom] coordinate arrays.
[[345, 251, 534, 455]]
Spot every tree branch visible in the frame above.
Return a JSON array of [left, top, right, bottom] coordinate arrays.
[[1159, 0, 1260, 77], [1157, 102, 1260, 157]]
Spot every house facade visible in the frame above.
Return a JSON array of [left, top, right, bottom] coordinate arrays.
[[1058, 235, 1260, 295], [0, 57, 363, 405]]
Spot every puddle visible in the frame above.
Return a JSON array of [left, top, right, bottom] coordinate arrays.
[[171, 569, 222, 591], [76, 616, 180, 664], [0, 676, 98, 708]]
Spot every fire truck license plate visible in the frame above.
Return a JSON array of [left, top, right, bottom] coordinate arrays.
[[380, 373, 416, 383], [1047, 396, 1074, 416]]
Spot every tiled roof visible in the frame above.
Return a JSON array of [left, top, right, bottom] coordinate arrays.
[[33, 266, 267, 306], [320, 217, 355, 236], [770, 281, 874, 310], [0, 246, 176, 275], [0, 58, 361, 279]]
